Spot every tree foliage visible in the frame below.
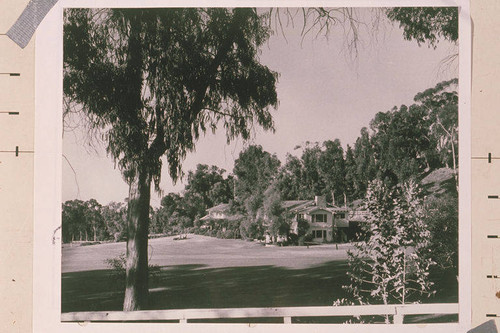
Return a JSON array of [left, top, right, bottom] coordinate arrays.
[[276, 154, 305, 200], [424, 193, 458, 273], [300, 143, 326, 200], [101, 202, 128, 242], [370, 104, 436, 184], [386, 7, 458, 48], [261, 183, 289, 239], [62, 199, 89, 243], [415, 79, 459, 189], [185, 164, 233, 208], [318, 139, 345, 205], [64, 8, 278, 189], [344, 180, 435, 318], [344, 145, 357, 201], [62, 199, 125, 243], [233, 146, 280, 213]]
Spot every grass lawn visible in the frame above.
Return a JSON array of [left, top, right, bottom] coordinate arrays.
[[61, 234, 458, 322]]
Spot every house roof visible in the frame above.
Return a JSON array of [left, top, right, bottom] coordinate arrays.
[[201, 213, 244, 221], [349, 199, 364, 210], [282, 200, 313, 211], [282, 200, 309, 208], [283, 199, 348, 214], [302, 205, 348, 214], [301, 206, 331, 214], [206, 203, 230, 213]]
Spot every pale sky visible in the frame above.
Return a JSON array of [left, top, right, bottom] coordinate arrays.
[[62, 8, 458, 207]]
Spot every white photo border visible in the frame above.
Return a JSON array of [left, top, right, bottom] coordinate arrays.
[[33, 0, 471, 332]]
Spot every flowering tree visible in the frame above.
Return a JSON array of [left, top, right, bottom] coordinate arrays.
[[342, 180, 435, 323]]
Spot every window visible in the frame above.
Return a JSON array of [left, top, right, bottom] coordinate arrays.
[[311, 230, 325, 238], [312, 213, 327, 223], [336, 213, 346, 219]]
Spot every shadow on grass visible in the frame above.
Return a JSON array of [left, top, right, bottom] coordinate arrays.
[[62, 260, 458, 323], [62, 261, 350, 312]]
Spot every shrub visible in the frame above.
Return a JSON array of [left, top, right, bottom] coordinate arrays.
[[105, 253, 126, 282], [148, 263, 162, 284], [303, 233, 314, 242], [287, 233, 299, 245], [105, 253, 162, 284]]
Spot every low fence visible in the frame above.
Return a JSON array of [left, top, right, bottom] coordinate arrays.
[[61, 303, 458, 324]]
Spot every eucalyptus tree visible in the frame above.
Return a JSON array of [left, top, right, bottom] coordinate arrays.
[[414, 79, 459, 189], [233, 144, 280, 235], [276, 154, 306, 200], [386, 7, 458, 46], [344, 145, 357, 201], [61, 199, 87, 243], [64, 8, 278, 310], [185, 164, 230, 209], [318, 139, 345, 205], [300, 143, 325, 199]]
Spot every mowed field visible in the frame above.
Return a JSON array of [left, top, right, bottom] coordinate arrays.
[[62, 234, 352, 272], [62, 234, 458, 320], [62, 235, 353, 312]]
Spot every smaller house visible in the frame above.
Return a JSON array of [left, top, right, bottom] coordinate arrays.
[[200, 203, 242, 232], [200, 203, 231, 221]]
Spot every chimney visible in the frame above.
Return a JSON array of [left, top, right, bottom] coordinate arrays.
[[315, 195, 326, 207]]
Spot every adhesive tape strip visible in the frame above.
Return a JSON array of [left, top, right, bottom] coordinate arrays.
[[468, 320, 498, 333], [6, 0, 59, 49]]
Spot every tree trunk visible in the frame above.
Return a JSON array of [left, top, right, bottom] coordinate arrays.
[[123, 168, 152, 311]]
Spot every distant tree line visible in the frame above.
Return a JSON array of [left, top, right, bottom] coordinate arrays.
[[62, 199, 127, 243]]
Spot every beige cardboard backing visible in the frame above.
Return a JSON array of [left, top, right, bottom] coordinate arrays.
[[471, 0, 500, 327], [0, 1, 34, 333]]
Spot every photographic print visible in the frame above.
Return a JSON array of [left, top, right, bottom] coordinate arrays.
[[60, 5, 461, 325]]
